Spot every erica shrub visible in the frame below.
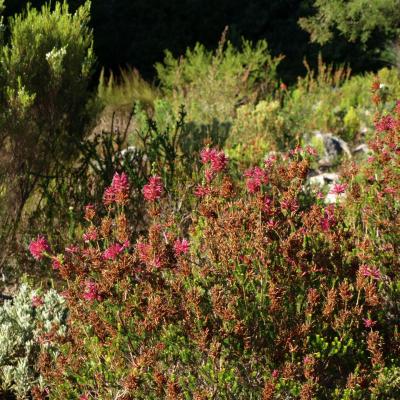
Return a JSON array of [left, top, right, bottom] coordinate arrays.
[[33, 103, 399, 399]]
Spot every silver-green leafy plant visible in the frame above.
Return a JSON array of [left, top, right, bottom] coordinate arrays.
[[0, 284, 67, 399]]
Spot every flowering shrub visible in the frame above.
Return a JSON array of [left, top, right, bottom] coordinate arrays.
[[33, 101, 399, 399]]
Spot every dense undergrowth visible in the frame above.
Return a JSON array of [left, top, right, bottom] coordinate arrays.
[[0, 1, 399, 399], [29, 97, 400, 399]]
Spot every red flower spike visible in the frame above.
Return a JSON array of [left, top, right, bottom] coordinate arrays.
[[103, 243, 124, 260], [173, 238, 190, 256], [143, 175, 164, 202], [29, 236, 50, 260]]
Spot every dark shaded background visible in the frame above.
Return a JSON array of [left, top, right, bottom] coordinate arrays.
[[3, 0, 389, 83]]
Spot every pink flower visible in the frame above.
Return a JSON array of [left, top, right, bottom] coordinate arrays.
[[153, 255, 163, 269], [83, 280, 101, 302], [103, 186, 115, 206], [103, 172, 130, 206], [281, 198, 299, 213], [204, 168, 215, 183], [200, 147, 228, 173], [263, 196, 273, 213], [384, 187, 396, 195], [303, 355, 313, 365], [52, 257, 62, 270], [316, 191, 325, 200], [200, 148, 218, 164], [60, 290, 70, 299], [65, 246, 79, 254], [359, 264, 381, 280], [210, 151, 228, 173], [320, 205, 336, 232], [375, 115, 396, 132], [363, 318, 376, 329], [79, 395, 89, 400], [29, 236, 50, 260], [329, 183, 347, 195], [244, 166, 268, 193], [173, 238, 190, 256], [320, 217, 330, 232], [194, 185, 211, 198], [32, 295, 44, 307], [289, 146, 303, 156], [83, 227, 98, 242], [272, 369, 279, 379], [305, 145, 318, 157], [143, 175, 164, 202], [103, 243, 124, 260], [112, 172, 129, 193], [267, 219, 278, 230]]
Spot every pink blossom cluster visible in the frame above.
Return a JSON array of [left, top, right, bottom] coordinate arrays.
[[143, 175, 164, 202], [288, 145, 317, 158], [52, 257, 62, 270], [83, 280, 101, 302], [103, 172, 130, 206], [359, 264, 381, 280], [244, 166, 268, 193], [29, 236, 50, 260], [65, 246, 79, 254], [288, 145, 303, 157], [320, 205, 336, 232], [384, 187, 396, 195], [173, 238, 190, 256], [363, 318, 376, 329], [263, 196, 273, 213], [83, 226, 98, 242], [103, 242, 126, 260], [266, 219, 278, 230], [375, 115, 396, 132], [280, 198, 299, 213], [305, 145, 318, 157], [194, 185, 211, 198], [200, 148, 228, 174], [329, 183, 347, 195]]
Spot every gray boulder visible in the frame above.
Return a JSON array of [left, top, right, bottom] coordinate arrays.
[[310, 131, 352, 166]]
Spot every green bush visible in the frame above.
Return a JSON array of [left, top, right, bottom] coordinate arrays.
[[0, 0, 95, 285], [279, 59, 400, 144], [156, 33, 283, 124]]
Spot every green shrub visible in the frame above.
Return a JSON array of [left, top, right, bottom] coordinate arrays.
[[0, 0, 95, 285], [156, 32, 283, 124], [299, 0, 400, 45], [280, 59, 400, 144]]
